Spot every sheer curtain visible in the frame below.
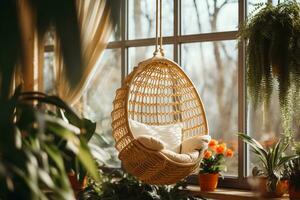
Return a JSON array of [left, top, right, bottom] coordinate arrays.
[[54, 0, 113, 105]]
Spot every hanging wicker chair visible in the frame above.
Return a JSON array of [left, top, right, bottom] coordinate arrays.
[[111, 55, 209, 185]]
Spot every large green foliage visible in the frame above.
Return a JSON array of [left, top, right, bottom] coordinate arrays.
[[0, 0, 121, 198], [0, 90, 100, 199], [239, 1, 300, 136]]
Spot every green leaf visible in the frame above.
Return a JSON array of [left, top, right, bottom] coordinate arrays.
[[45, 115, 100, 181], [64, 111, 96, 142], [44, 145, 65, 171], [237, 133, 268, 165], [276, 155, 299, 170], [77, 138, 100, 181]]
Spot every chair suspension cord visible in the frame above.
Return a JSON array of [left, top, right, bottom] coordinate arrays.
[[154, 0, 164, 56], [154, 0, 159, 55]]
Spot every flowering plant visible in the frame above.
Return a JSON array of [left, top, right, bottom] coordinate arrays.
[[199, 139, 234, 174]]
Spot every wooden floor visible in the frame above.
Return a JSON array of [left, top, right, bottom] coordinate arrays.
[[187, 186, 289, 200]]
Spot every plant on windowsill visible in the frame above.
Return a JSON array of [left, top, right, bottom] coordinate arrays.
[[237, 133, 298, 198], [238, 0, 300, 137], [286, 142, 300, 200], [198, 139, 234, 192], [77, 169, 205, 200]]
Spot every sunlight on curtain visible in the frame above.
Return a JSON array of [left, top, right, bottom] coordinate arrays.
[[54, 0, 113, 105]]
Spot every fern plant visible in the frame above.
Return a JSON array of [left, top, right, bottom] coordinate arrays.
[[239, 0, 300, 136]]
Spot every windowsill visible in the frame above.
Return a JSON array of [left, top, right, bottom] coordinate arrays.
[[186, 185, 289, 200]]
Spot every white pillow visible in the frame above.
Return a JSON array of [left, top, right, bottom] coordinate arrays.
[[129, 119, 182, 152], [181, 135, 211, 154]]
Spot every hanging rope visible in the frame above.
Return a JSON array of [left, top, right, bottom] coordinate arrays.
[[154, 0, 159, 55], [159, 0, 164, 56], [154, 0, 164, 56]]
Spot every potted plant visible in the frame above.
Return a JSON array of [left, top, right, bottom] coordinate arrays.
[[239, 1, 300, 137], [21, 91, 100, 194], [0, 89, 100, 199], [198, 139, 234, 191], [287, 142, 300, 200], [238, 133, 297, 198]]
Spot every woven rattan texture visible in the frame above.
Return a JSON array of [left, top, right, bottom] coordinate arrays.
[[111, 57, 208, 184]]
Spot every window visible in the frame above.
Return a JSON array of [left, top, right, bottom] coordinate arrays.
[[43, 29, 56, 94], [83, 49, 122, 167], [89, 0, 243, 181], [182, 41, 238, 176], [43, 0, 299, 189]]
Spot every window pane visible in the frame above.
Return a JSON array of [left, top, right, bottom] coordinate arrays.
[[128, 0, 173, 39], [44, 28, 55, 46], [43, 52, 55, 94], [181, 0, 238, 35], [247, 0, 267, 15], [109, 9, 121, 41], [247, 91, 281, 176], [247, 86, 300, 176], [83, 49, 121, 167], [128, 45, 173, 72], [181, 41, 238, 176]]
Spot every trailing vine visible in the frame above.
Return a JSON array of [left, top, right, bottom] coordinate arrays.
[[239, 0, 300, 136]]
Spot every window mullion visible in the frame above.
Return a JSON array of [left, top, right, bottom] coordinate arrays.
[[174, 0, 179, 63], [238, 0, 247, 181], [121, 0, 128, 83]]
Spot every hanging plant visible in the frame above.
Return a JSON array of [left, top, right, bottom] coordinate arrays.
[[239, 0, 300, 136]]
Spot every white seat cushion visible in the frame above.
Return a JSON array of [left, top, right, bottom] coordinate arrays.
[[161, 149, 200, 163], [181, 135, 211, 154], [129, 119, 182, 152], [136, 135, 165, 151]]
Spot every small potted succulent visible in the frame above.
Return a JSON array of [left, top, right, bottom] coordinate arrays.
[[198, 139, 234, 191], [287, 142, 300, 200], [238, 133, 297, 198]]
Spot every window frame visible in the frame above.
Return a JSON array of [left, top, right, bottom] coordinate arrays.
[[43, 0, 274, 190], [107, 0, 248, 189]]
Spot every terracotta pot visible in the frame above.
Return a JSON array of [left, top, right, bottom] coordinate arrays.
[[256, 177, 288, 198], [199, 173, 219, 192], [289, 184, 300, 200], [68, 173, 88, 192]]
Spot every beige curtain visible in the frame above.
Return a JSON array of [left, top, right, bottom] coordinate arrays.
[[54, 0, 113, 105]]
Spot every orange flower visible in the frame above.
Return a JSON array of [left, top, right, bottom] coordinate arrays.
[[204, 150, 212, 159], [208, 139, 218, 149], [215, 143, 226, 154], [225, 148, 234, 157]]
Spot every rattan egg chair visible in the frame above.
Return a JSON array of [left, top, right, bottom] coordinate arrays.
[[111, 55, 209, 185], [111, 0, 208, 185]]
